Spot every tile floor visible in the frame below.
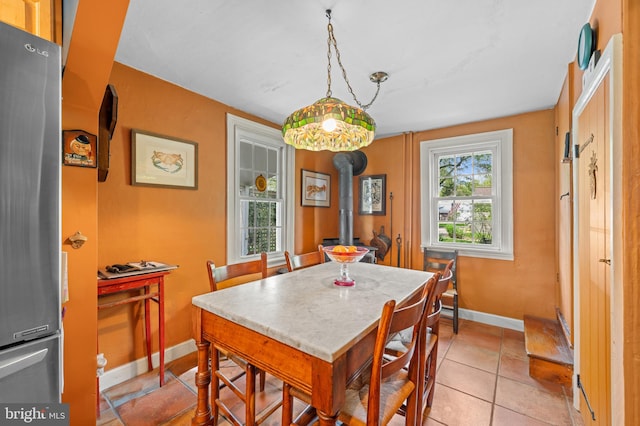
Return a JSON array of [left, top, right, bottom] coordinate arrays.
[[97, 319, 585, 425]]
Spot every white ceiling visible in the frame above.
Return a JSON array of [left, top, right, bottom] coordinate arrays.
[[114, 0, 595, 139]]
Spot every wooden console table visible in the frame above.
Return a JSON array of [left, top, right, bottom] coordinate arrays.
[[98, 270, 173, 387]]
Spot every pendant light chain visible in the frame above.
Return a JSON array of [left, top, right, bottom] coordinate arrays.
[[326, 18, 333, 98], [325, 10, 381, 111]]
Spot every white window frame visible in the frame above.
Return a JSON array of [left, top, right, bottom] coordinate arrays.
[[420, 129, 513, 260], [227, 114, 294, 266]]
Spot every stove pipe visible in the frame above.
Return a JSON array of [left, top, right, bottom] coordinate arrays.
[[332, 151, 367, 246]]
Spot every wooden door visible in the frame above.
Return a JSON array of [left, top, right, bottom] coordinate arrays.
[[575, 74, 611, 425]]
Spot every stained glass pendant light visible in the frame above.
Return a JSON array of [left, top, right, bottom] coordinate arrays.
[[282, 10, 388, 152]]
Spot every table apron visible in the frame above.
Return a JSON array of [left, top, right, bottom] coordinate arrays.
[[200, 310, 375, 415]]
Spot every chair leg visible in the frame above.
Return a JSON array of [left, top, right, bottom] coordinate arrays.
[[453, 295, 459, 334], [259, 369, 266, 392], [211, 350, 220, 425], [282, 383, 293, 425]]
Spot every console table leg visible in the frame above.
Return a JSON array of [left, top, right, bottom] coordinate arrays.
[[158, 279, 165, 386]]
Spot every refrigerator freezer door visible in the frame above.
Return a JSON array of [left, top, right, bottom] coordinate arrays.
[[0, 23, 61, 347], [0, 333, 61, 402]]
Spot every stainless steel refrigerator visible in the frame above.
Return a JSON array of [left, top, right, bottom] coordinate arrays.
[[0, 21, 62, 403]]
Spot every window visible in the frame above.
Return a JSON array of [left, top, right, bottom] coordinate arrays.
[[420, 129, 513, 260], [227, 114, 294, 265]]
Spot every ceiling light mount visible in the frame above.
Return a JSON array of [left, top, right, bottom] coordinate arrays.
[[282, 9, 388, 152], [370, 72, 389, 84]]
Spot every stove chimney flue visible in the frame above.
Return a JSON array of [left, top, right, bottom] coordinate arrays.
[[333, 151, 367, 246]]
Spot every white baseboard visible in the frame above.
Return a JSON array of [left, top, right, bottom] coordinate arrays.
[[98, 339, 196, 391], [458, 308, 524, 332]]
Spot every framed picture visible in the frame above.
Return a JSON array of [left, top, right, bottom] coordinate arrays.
[[301, 169, 330, 207], [359, 174, 386, 215], [131, 129, 198, 189], [62, 130, 97, 168]]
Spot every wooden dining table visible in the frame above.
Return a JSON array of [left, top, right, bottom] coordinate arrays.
[[191, 261, 433, 425]]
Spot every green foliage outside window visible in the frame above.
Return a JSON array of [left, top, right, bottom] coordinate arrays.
[[437, 151, 493, 245]]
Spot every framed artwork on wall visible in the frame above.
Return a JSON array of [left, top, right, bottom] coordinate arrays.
[[359, 174, 386, 215], [62, 129, 97, 168], [131, 129, 198, 189], [301, 169, 330, 207]]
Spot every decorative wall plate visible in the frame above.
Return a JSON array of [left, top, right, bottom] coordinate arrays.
[[577, 23, 595, 71], [255, 174, 267, 192]]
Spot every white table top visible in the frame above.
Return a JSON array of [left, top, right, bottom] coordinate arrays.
[[192, 262, 433, 362]]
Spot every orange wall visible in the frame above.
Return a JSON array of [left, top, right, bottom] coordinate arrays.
[[293, 150, 341, 252], [399, 110, 558, 320], [352, 134, 412, 268], [59, 1, 129, 424], [97, 63, 281, 367]]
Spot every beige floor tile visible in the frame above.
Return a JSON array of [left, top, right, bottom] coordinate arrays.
[[428, 384, 493, 426], [492, 405, 552, 425], [436, 359, 497, 402], [97, 407, 123, 426], [457, 320, 503, 337], [495, 376, 572, 425], [454, 328, 502, 353], [116, 379, 196, 426], [498, 352, 564, 395], [446, 338, 500, 373], [103, 369, 167, 406]]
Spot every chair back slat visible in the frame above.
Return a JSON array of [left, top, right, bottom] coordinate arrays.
[[206, 252, 267, 292], [423, 249, 457, 289], [284, 245, 325, 272]]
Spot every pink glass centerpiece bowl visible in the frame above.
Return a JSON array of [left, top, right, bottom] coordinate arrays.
[[322, 245, 370, 287]]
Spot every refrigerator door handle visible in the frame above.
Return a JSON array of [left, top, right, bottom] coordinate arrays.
[[0, 348, 48, 380]]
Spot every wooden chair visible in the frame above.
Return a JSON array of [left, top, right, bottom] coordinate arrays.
[[282, 274, 438, 426], [206, 253, 280, 425], [385, 263, 453, 423], [284, 245, 325, 272], [423, 248, 458, 333], [420, 264, 453, 415]]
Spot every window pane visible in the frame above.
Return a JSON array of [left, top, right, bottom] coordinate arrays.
[[268, 149, 277, 174], [473, 199, 492, 221], [456, 200, 472, 222], [270, 202, 277, 226], [255, 145, 267, 171], [456, 155, 472, 174], [255, 228, 270, 253], [472, 200, 492, 244], [473, 152, 492, 173], [473, 222, 493, 244], [240, 142, 253, 169], [267, 174, 278, 198], [455, 176, 472, 196], [439, 177, 454, 197], [439, 155, 455, 177], [245, 229, 256, 256], [473, 174, 492, 195], [239, 170, 253, 196], [438, 222, 454, 242], [438, 201, 455, 221]]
